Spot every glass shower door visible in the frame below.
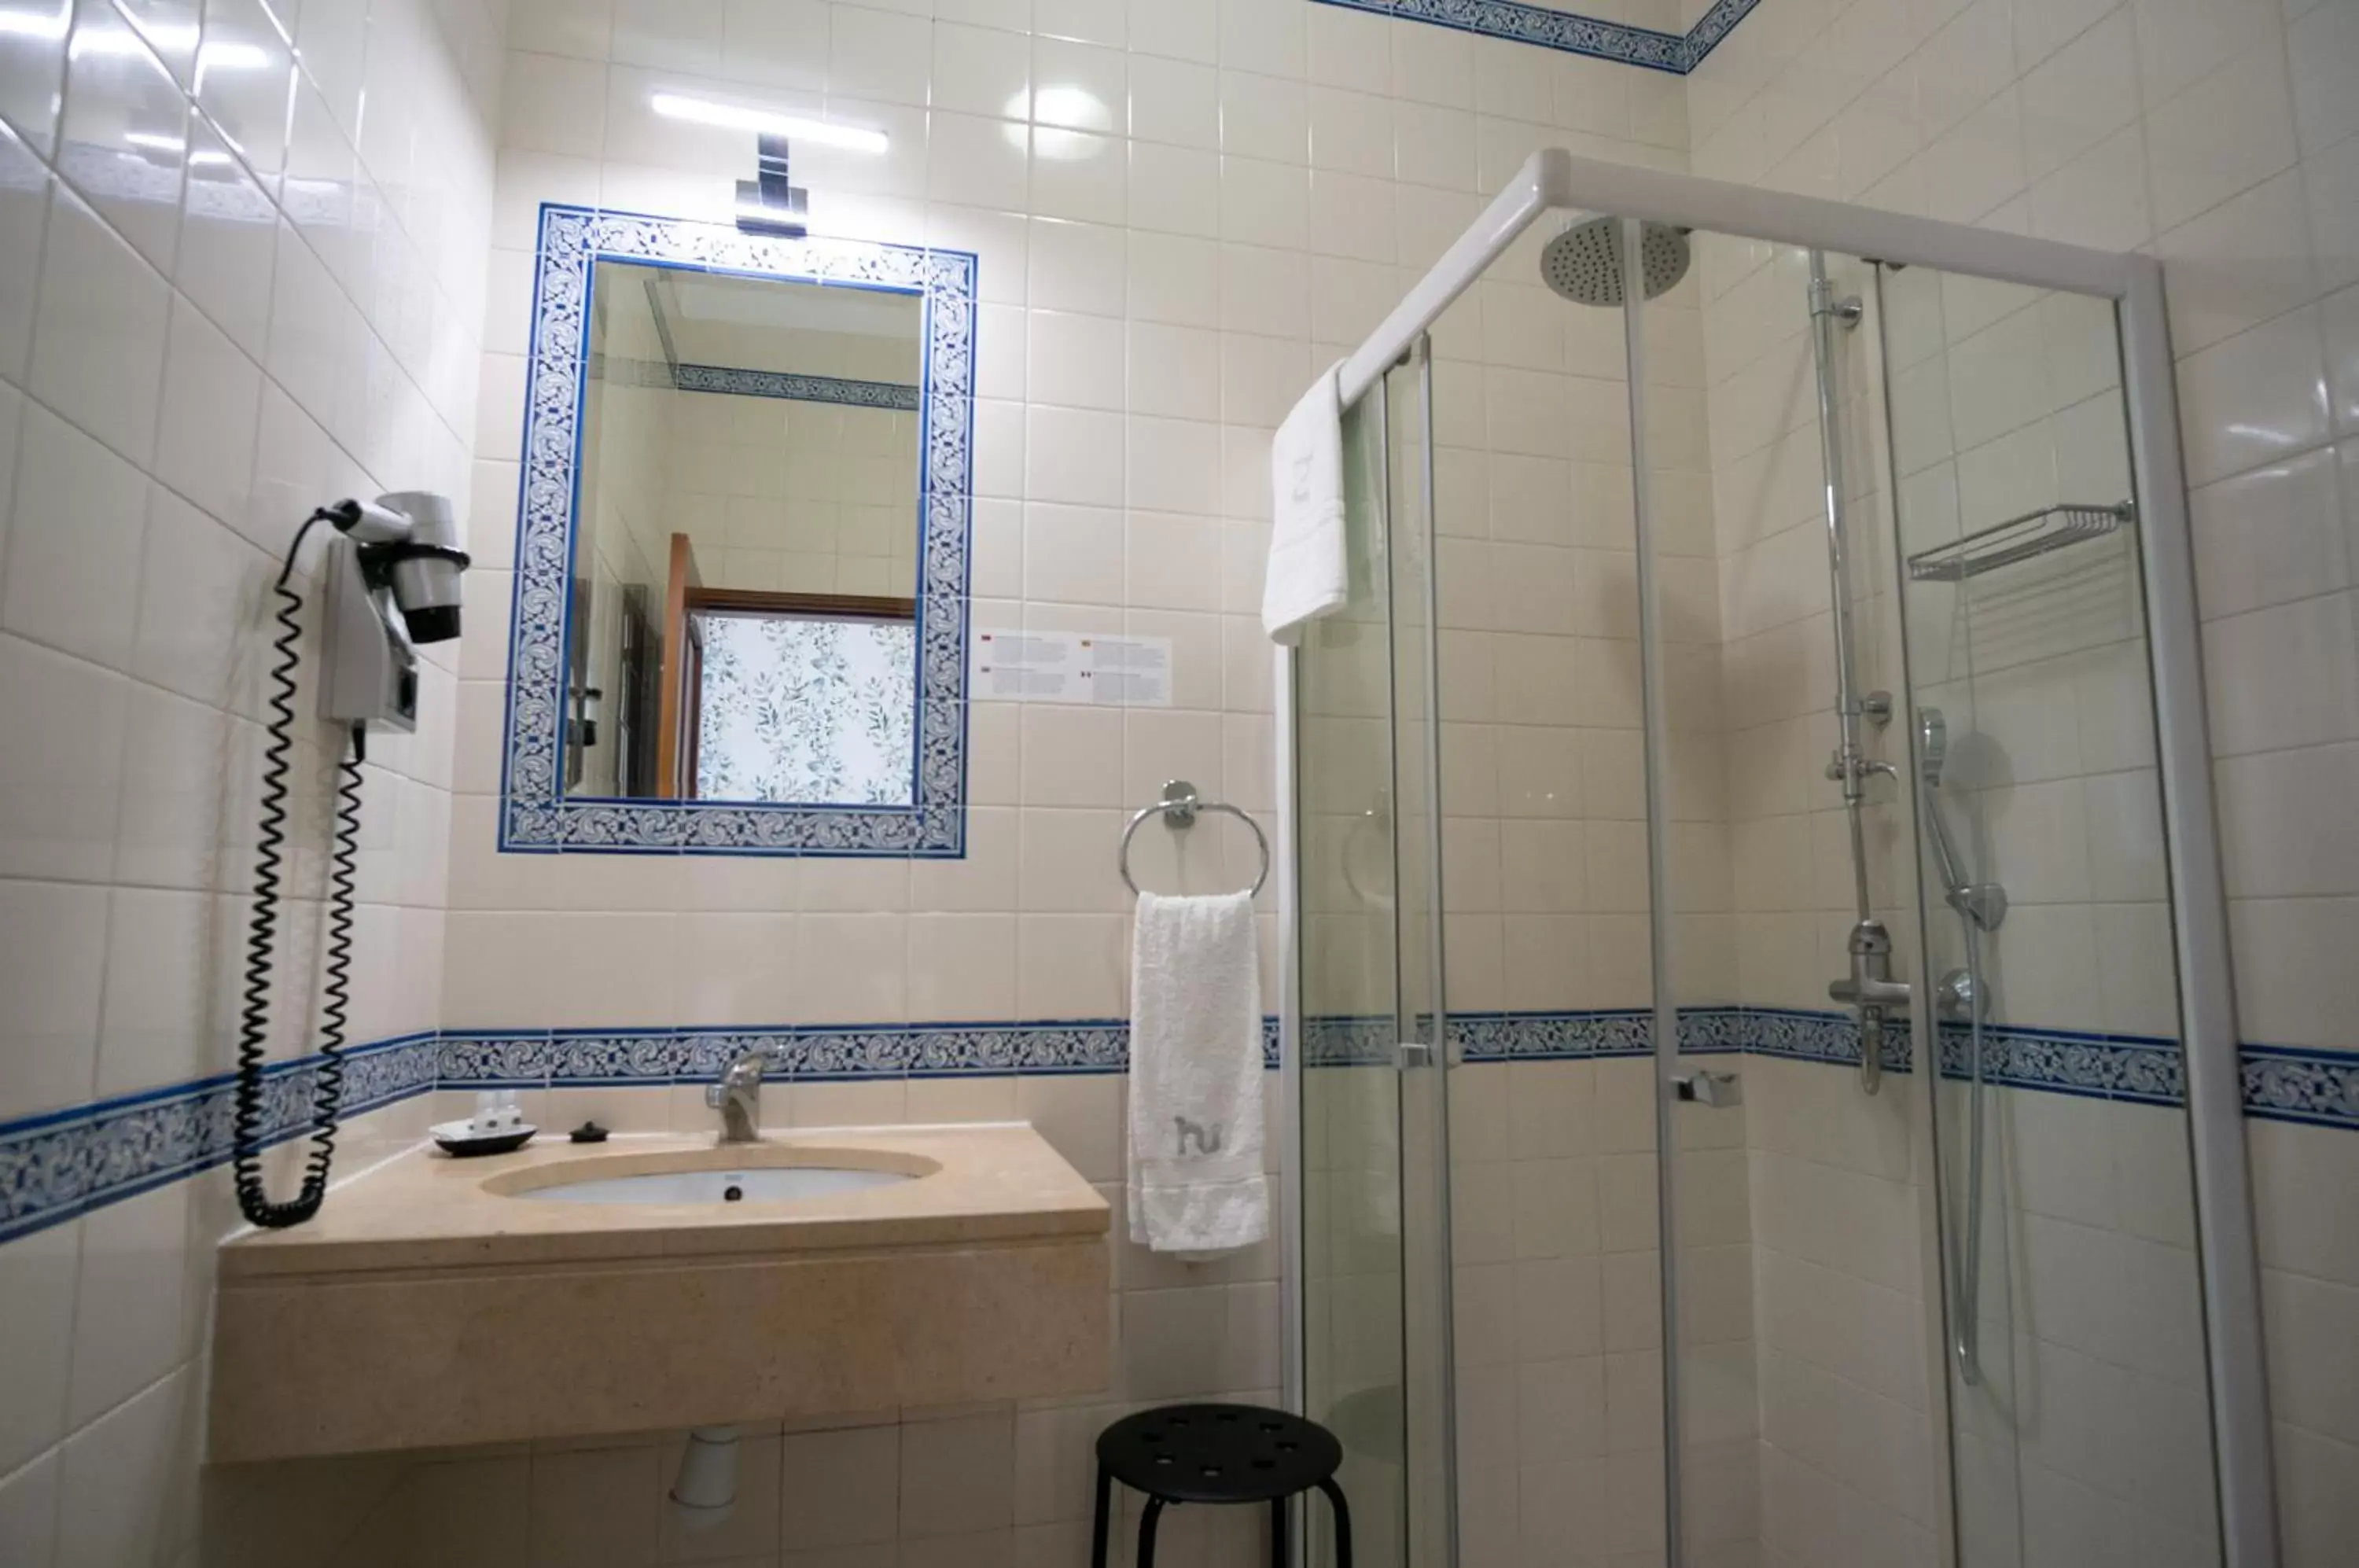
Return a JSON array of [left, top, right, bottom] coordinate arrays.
[[1876, 261, 2223, 1568], [1296, 357, 1452, 1568]]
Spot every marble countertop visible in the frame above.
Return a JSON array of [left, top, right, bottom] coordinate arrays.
[[217, 1123, 1111, 1279]]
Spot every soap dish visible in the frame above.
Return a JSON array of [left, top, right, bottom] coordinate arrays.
[[432, 1119, 537, 1158]]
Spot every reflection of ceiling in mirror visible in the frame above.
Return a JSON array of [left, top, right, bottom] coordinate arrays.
[[594, 260, 923, 385]]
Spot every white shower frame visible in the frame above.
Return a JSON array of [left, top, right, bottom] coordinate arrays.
[[1272, 147, 2277, 1568]]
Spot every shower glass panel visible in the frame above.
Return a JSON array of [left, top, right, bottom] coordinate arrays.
[[1690, 232, 1953, 1568], [1877, 261, 2222, 1568], [1294, 180, 2230, 1568], [1297, 362, 1452, 1568]]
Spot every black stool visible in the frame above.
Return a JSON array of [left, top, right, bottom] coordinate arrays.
[[1091, 1403, 1352, 1568]]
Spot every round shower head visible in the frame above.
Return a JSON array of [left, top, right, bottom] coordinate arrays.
[[1539, 217, 1692, 306]]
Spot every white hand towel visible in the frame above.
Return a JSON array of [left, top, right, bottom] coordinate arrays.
[[1262, 363, 1349, 643], [1128, 890, 1268, 1257]]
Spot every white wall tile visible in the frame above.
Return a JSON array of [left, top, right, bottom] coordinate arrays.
[[2176, 306, 2330, 484], [2286, 0, 2359, 156], [63, 1185, 187, 1428], [2201, 590, 2359, 753], [2156, 169, 2320, 355], [0, 635, 131, 884], [52, 1364, 191, 1568], [2216, 740, 2359, 896], [0, 1448, 57, 1568], [2144, 42, 2299, 232], [27, 185, 171, 470], [2189, 445, 2350, 618]]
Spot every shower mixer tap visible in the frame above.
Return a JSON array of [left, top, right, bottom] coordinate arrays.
[[1828, 919, 1912, 1092]]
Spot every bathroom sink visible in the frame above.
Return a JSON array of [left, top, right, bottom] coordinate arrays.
[[210, 1127, 1111, 1462], [520, 1165, 916, 1205], [478, 1143, 940, 1205]]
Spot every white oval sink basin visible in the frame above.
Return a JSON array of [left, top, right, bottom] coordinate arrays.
[[525, 1166, 917, 1205]]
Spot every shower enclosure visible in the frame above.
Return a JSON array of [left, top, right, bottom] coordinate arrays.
[[1279, 153, 2273, 1568]]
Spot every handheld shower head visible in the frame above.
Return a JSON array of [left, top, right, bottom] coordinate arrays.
[[1539, 217, 1692, 306]]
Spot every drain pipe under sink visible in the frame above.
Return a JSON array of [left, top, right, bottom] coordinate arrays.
[[670, 1427, 739, 1530]]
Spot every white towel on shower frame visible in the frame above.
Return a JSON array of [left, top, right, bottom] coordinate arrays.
[[1263, 362, 1349, 642]]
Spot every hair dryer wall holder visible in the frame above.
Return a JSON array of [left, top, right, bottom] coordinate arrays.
[[318, 491, 469, 734]]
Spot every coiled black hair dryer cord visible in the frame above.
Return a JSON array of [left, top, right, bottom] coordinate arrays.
[[233, 509, 366, 1229]]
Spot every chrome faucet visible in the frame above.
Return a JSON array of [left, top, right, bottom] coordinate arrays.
[[705, 1047, 769, 1144]]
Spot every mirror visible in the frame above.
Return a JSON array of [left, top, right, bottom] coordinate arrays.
[[502, 208, 974, 856], [572, 262, 924, 804]]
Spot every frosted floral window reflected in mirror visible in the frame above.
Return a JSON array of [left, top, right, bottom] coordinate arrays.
[[689, 605, 916, 805]]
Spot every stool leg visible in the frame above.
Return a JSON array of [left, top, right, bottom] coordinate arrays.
[[1137, 1496, 1168, 1568], [1271, 1496, 1288, 1568], [1315, 1479, 1352, 1568], [1090, 1467, 1112, 1568]]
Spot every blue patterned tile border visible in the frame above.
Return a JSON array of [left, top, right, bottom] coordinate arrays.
[[1310, 0, 1763, 75], [1303, 1014, 1398, 1068], [2240, 1045, 2359, 1131], [1436, 1007, 1900, 1069], [592, 355, 924, 411], [436, 1018, 1282, 1086], [1745, 1007, 1915, 1074], [6, 1013, 2355, 1246], [0, 1033, 438, 1247], [1933, 1021, 2184, 1106], [672, 363, 922, 411]]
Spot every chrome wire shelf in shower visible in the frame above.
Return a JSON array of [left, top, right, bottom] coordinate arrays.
[[1907, 501, 2136, 582]]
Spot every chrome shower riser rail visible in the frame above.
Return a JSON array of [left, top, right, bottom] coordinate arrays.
[[1806, 248, 1908, 1097]]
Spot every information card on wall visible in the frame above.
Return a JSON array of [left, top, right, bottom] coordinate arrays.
[[970, 629, 1173, 707]]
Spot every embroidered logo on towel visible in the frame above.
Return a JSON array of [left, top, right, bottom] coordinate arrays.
[[1174, 1116, 1226, 1158], [1288, 452, 1316, 506]]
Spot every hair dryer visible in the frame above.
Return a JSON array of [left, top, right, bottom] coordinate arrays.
[[234, 493, 469, 1229], [319, 491, 471, 731]]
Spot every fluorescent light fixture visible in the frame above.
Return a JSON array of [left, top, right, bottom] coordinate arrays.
[[649, 93, 888, 155]]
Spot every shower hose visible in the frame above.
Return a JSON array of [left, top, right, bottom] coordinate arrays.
[[231, 507, 367, 1229]]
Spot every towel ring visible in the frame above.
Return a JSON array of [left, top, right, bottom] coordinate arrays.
[[1120, 779, 1271, 897]]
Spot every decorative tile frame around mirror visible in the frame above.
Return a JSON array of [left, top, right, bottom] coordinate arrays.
[[501, 204, 974, 856]]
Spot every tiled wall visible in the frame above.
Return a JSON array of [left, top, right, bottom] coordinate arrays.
[[1740, 1053, 1939, 1568], [432, 3, 1691, 1567], [1687, 0, 2359, 1558], [1693, 228, 1945, 1566], [1408, 183, 1764, 1564], [2, 1, 2352, 1565], [0, 0, 502, 1561], [1690, 105, 2217, 1568], [657, 391, 924, 597], [447, 0, 1692, 1040], [1449, 1057, 1761, 1568], [1422, 241, 1724, 1021]]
